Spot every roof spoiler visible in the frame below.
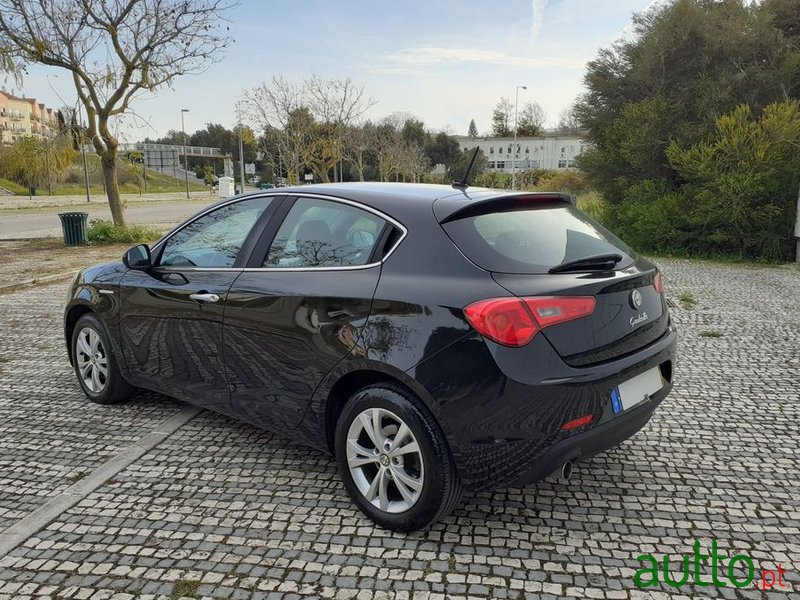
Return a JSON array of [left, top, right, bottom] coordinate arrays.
[[439, 192, 576, 224]]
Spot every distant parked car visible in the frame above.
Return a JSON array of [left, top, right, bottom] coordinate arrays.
[[64, 182, 676, 530]]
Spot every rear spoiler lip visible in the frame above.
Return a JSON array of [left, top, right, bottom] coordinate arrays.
[[436, 191, 576, 224]]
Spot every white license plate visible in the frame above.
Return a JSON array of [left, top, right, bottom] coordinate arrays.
[[616, 367, 664, 411]]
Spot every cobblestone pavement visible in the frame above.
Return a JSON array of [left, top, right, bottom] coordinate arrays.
[[0, 259, 798, 599]]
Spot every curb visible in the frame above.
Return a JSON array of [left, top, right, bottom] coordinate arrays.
[[0, 271, 76, 295], [0, 236, 61, 242]]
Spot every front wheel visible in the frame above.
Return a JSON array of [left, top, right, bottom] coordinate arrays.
[[71, 313, 134, 404], [335, 384, 462, 531]]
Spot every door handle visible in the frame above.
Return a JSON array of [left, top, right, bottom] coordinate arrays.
[[189, 292, 220, 303]]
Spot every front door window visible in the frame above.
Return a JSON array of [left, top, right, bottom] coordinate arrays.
[[160, 197, 271, 268]]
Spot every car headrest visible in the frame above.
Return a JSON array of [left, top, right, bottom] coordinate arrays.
[[296, 219, 331, 244]]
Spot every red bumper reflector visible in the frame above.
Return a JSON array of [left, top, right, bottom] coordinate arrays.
[[561, 414, 594, 431]]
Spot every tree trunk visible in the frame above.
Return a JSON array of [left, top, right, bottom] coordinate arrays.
[[101, 151, 126, 227]]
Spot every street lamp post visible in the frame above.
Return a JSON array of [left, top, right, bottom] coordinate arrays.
[[181, 109, 190, 199], [235, 103, 246, 194], [512, 85, 527, 191], [238, 125, 246, 193]]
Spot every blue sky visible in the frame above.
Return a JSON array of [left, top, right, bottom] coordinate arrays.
[[15, 0, 657, 141]]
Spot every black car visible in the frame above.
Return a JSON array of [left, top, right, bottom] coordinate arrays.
[[64, 182, 677, 531]]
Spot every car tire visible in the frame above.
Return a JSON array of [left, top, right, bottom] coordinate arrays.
[[71, 313, 134, 404], [335, 383, 462, 531]]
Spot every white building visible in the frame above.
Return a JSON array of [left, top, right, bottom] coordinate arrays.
[[454, 131, 586, 172]]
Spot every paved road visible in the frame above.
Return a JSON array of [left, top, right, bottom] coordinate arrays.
[[0, 259, 798, 599], [0, 200, 213, 239]]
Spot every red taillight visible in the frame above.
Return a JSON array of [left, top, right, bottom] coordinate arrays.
[[561, 413, 594, 431], [463, 295, 596, 347], [462, 298, 538, 347], [653, 272, 663, 294]]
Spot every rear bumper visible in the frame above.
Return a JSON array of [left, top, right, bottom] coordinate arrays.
[[505, 385, 667, 486], [411, 322, 678, 491]]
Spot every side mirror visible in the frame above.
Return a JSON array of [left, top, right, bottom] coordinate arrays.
[[122, 244, 152, 270]]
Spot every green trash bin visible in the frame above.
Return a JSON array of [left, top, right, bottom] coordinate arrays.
[[29, 186, 37, 196], [58, 212, 89, 247]]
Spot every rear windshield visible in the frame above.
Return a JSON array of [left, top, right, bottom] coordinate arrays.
[[441, 203, 635, 274]]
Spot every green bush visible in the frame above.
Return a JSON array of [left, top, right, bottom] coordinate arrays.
[[582, 102, 800, 262], [473, 171, 511, 189], [663, 102, 800, 261], [576, 190, 610, 224], [87, 220, 163, 245], [535, 169, 591, 195], [612, 183, 691, 254], [515, 169, 554, 190]]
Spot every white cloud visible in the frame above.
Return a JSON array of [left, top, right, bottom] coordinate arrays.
[[531, 0, 549, 44], [374, 46, 586, 70]]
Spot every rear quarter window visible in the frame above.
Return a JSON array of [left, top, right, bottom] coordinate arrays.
[[441, 203, 635, 274]]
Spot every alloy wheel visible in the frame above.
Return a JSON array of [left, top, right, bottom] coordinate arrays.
[[346, 407, 424, 513], [75, 326, 108, 394]]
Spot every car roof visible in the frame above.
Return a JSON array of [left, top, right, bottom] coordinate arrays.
[[241, 182, 571, 224]]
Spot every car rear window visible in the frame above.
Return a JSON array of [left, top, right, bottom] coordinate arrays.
[[441, 203, 635, 274]]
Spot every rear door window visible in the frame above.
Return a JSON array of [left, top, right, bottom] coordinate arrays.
[[442, 203, 634, 274], [264, 197, 386, 268]]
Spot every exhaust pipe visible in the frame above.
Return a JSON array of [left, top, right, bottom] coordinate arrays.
[[560, 460, 574, 481]]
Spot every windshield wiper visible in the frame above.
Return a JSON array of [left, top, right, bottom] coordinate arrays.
[[548, 253, 623, 274]]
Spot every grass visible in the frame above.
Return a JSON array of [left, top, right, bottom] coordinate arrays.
[[87, 219, 163, 245], [3, 152, 206, 196], [0, 177, 28, 194], [678, 292, 696, 309], [170, 579, 201, 599], [700, 330, 723, 338], [576, 190, 608, 223], [26, 169, 206, 196]]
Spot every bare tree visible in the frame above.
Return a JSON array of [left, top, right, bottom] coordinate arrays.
[[243, 75, 374, 183], [242, 77, 307, 183], [371, 120, 402, 182], [0, 41, 21, 85], [557, 103, 581, 134], [491, 97, 514, 137], [341, 122, 374, 182], [371, 117, 428, 182], [517, 101, 547, 136], [306, 76, 375, 182], [305, 76, 374, 127], [0, 0, 235, 225], [398, 140, 430, 183]]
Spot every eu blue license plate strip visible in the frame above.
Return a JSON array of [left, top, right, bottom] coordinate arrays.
[[611, 388, 622, 414]]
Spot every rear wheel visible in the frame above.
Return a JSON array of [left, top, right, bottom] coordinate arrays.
[[71, 313, 134, 404], [335, 384, 462, 531]]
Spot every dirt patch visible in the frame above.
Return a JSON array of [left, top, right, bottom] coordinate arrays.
[[0, 239, 130, 294]]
